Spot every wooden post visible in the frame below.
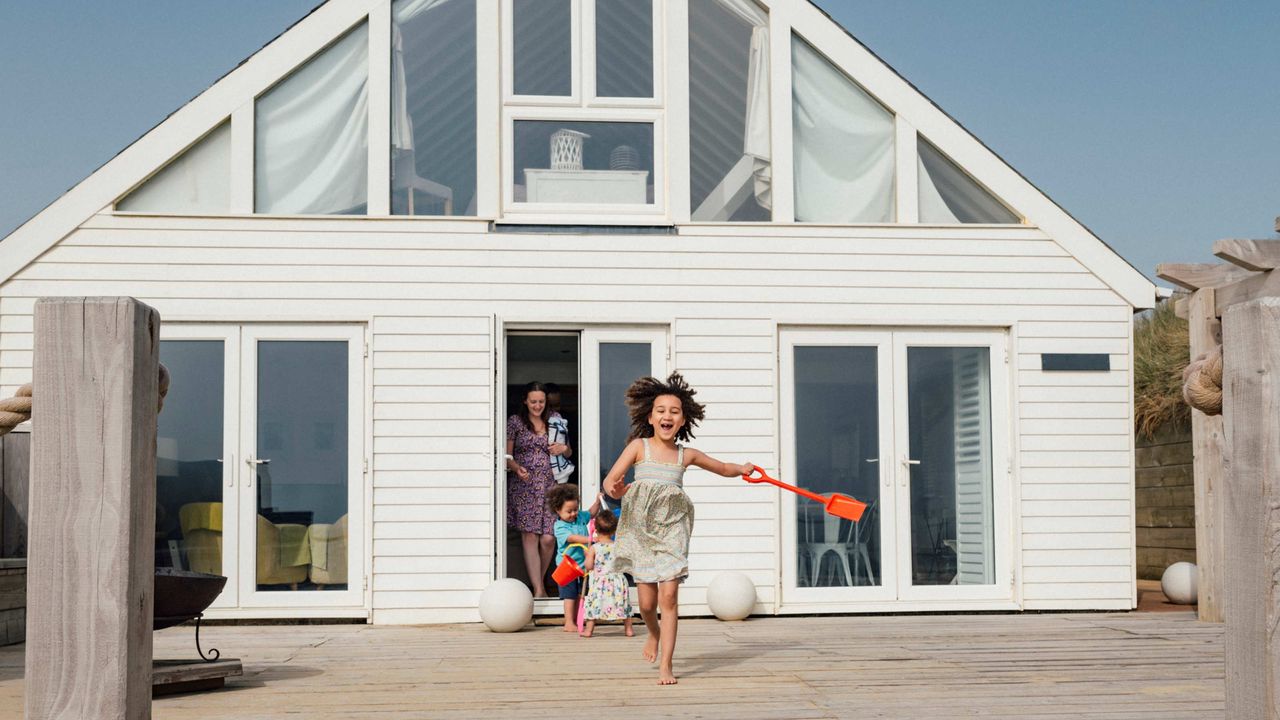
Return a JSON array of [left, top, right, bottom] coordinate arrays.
[[25, 298, 159, 720], [1188, 288, 1225, 622], [1222, 296, 1280, 718]]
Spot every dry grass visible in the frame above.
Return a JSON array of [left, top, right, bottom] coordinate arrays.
[[1134, 299, 1191, 440]]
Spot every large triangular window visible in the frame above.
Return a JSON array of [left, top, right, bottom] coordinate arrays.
[[917, 137, 1019, 224], [117, 122, 230, 214]]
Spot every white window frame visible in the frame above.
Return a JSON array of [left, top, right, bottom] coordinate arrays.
[[500, 0, 668, 222], [502, 0, 582, 107], [582, 0, 664, 108], [502, 107, 667, 221]]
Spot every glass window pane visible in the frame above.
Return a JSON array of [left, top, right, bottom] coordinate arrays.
[[918, 137, 1019, 224], [513, 0, 572, 96], [906, 347, 994, 586], [391, 0, 477, 216], [514, 120, 654, 205], [119, 122, 231, 214], [256, 341, 349, 591], [157, 341, 225, 576], [689, 0, 771, 221], [791, 36, 895, 223], [596, 0, 652, 98], [793, 346, 881, 588], [599, 343, 651, 515], [256, 25, 368, 215]]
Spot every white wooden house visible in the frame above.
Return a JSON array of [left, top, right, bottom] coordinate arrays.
[[0, 0, 1154, 623]]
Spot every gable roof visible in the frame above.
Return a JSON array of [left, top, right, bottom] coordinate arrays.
[[0, 0, 1155, 308]]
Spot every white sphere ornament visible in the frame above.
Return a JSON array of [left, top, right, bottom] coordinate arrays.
[[1161, 561, 1199, 605], [707, 572, 756, 621], [478, 579, 534, 632]]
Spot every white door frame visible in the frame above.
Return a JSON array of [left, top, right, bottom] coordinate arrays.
[[779, 327, 1013, 607], [779, 328, 898, 604], [159, 325, 242, 609], [496, 324, 667, 613], [579, 327, 668, 501], [237, 324, 367, 610], [891, 329, 1012, 603]]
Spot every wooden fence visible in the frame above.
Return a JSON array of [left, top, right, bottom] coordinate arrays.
[[1135, 425, 1195, 581]]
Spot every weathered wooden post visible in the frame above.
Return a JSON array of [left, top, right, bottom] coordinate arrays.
[[1157, 263, 1249, 622], [1222, 296, 1280, 718], [25, 297, 159, 720]]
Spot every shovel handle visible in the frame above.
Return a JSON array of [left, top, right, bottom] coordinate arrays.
[[742, 465, 828, 505]]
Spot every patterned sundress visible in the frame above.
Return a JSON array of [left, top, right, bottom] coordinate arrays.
[[614, 438, 694, 583], [583, 541, 632, 620], [506, 414, 556, 535]]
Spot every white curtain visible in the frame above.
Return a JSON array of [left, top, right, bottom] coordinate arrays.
[[255, 24, 369, 215], [791, 37, 895, 223], [715, 0, 772, 209], [118, 122, 230, 214], [918, 137, 1019, 224]]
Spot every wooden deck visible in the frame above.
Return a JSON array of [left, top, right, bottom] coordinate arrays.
[[0, 612, 1223, 718]]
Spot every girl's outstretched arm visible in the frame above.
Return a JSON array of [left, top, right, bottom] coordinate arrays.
[[583, 545, 595, 572], [686, 448, 753, 478], [603, 438, 644, 499]]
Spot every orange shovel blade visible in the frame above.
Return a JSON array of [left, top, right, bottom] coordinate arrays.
[[825, 494, 867, 523]]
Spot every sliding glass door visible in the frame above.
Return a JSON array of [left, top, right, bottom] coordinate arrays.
[[781, 328, 1010, 605]]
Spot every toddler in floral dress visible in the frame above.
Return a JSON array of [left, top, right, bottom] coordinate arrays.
[[581, 508, 634, 638]]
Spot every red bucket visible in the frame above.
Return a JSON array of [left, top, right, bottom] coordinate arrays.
[[552, 554, 584, 587]]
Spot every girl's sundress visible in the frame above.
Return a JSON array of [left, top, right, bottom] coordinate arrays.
[[614, 438, 694, 583], [583, 541, 632, 620]]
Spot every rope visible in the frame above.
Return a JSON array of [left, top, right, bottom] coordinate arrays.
[[0, 363, 170, 436], [1181, 344, 1223, 416]]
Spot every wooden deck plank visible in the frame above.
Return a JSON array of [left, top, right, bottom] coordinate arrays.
[[0, 612, 1223, 719]]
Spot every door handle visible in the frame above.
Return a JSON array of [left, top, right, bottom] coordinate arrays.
[[901, 457, 920, 487], [245, 456, 269, 487]]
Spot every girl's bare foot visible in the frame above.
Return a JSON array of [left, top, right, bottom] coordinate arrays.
[[581, 621, 594, 638], [642, 634, 659, 662], [658, 665, 678, 685], [625, 623, 635, 637]]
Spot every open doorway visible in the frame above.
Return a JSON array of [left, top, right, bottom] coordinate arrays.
[[503, 332, 579, 595]]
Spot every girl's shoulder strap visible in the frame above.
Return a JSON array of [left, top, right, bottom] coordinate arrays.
[[677, 443, 685, 466], [641, 437, 651, 462]]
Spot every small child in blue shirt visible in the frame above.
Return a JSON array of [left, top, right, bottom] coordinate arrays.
[[548, 484, 602, 632]]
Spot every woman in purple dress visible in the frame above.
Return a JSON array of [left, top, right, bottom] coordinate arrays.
[[505, 382, 571, 597]]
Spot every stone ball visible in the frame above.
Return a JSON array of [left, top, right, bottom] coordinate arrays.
[[707, 572, 756, 621], [1161, 561, 1198, 605], [478, 579, 533, 632]]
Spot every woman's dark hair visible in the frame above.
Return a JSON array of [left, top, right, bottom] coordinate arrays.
[[593, 508, 618, 536], [546, 483, 579, 514], [516, 381, 550, 432], [625, 372, 704, 442]]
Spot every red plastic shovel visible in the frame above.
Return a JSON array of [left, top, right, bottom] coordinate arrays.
[[742, 465, 867, 522]]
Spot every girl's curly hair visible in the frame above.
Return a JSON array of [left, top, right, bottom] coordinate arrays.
[[625, 372, 705, 442]]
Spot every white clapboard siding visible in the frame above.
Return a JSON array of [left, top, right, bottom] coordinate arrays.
[[0, 220, 1138, 618]]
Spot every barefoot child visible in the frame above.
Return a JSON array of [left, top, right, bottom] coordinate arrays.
[[604, 372, 753, 685], [549, 484, 601, 632], [580, 508, 633, 638]]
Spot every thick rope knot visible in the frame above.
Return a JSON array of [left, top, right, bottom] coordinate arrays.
[[0, 363, 170, 436], [1181, 344, 1223, 416]]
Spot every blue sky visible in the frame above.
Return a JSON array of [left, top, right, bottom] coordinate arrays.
[[1, 1, 1276, 282]]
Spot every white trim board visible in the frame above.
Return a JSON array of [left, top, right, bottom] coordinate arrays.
[[0, 0, 1155, 309]]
